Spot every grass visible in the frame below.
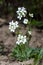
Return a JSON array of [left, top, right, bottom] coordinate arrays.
[[11, 44, 43, 65]]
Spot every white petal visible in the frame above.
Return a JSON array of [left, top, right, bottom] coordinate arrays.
[[28, 31, 31, 35], [17, 16, 22, 20], [16, 41, 20, 45], [18, 7, 21, 11], [29, 13, 33, 18]]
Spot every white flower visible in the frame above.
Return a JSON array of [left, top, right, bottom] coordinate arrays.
[[9, 20, 19, 32], [16, 34, 27, 45], [28, 31, 32, 35], [22, 7, 27, 13], [18, 7, 21, 11], [15, 21, 19, 28], [29, 13, 33, 18], [21, 7, 27, 17], [16, 11, 21, 16], [16, 7, 27, 20], [16, 41, 20, 45], [9, 20, 15, 32], [23, 36, 27, 44], [23, 19, 28, 24], [17, 15, 22, 20], [21, 11, 26, 17]]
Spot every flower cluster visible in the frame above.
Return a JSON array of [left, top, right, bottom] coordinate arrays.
[[9, 20, 19, 32], [16, 7, 27, 20], [16, 34, 27, 45]]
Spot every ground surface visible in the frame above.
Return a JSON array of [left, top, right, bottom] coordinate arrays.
[[0, 18, 43, 65]]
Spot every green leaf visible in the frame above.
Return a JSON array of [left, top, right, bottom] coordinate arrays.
[[34, 48, 43, 65], [31, 20, 43, 27]]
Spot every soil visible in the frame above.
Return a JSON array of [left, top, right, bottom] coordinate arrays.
[[0, 18, 43, 65]]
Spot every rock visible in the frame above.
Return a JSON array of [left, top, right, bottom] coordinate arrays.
[[29, 28, 43, 47], [3, 48, 10, 55], [0, 18, 6, 26], [4, 37, 16, 46], [18, 59, 34, 65], [4, 36, 17, 52], [8, 53, 15, 61], [0, 59, 34, 65], [0, 61, 9, 65], [0, 25, 11, 43], [9, 59, 34, 65], [0, 43, 4, 54], [0, 56, 8, 61]]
